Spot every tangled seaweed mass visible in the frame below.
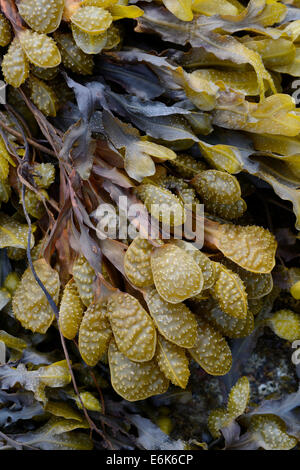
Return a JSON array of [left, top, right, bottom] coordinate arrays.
[[0, 0, 300, 451]]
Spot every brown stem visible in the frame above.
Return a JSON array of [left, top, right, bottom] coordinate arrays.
[[63, 0, 81, 21], [0, 119, 57, 157], [203, 217, 221, 249], [5, 103, 33, 141], [0, 0, 23, 30]]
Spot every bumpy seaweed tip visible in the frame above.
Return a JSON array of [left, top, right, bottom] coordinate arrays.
[[217, 224, 277, 273], [23, 188, 47, 219], [54, 31, 94, 75], [196, 299, 254, 338], [18, 30, 61, 68], [156, 334, 190, 389], [71, 23, 108, 55], [124, 237, 154, 287], [168, 153, 207, 179], [59, 279, 84, 340], [0, 11, 12, 47], [189, 317, 232, 376], [208, 376, 250, 438], [136, 183, 186, 227], [28, 76, 59, 117], [171, 239, 216, 290], [290, 280, 300, 300], [78, 299, 112, 366], [12, 259, 60, 333], [107, 291, 157, 362], [211, 262, 248, 319], [227, 376, 250, 417], [17, 0, 64, 34], [221, 258, 273, 300], [204, 197, 247, 220], [208, 408, 231, 439], [249, 415, 297, 450], [3, 272, 20, 295], [76, 392, 102, 412], [33, 163, 56, 189], [151, 243, 204, 303], [108, 339, 169, 402], [145, 287, 197, 348], [71, 6, 112, 35], [2, 38, 29, 88], [268, 309, 300, 342], [0, 212, 35, 249], [72, 255, 96, 307], [191, 169, 241, 205]]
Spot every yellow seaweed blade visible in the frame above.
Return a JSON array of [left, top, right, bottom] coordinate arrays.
[[189, 317, 232, 375], [28, 76, 59, 117], [217, 224, 277, 273], [45, 401, 84, 421], [72, 255, 96, 307], [108, 339, 169, 401], [19, 30, 61, 68], [151, 243, 204, 303], [2, 38, 29, 88], [54, 32, 94, 75], [156, 335, 190, 388], [256, 0, 287, 27], [191, 169, 241, 205], [268, 309, 300, 342], [39, 360, 71, 388], [242, 37, 295, 69], [124, 237, 154, 288], [0, 12, 11, 47], [78, 300, 112, 366], [145, 288, 198, 349], [210, 262, 248, 319], [136, 183, 186, 227], [0, 136, 15, 167], [251, 134, 300, 157], [0, 155, 9, 181], [272, 46, 300, 77], [249, 415, 297, 450], [162, 0, 193, 21], [192, 0, 240, 16], [110, 4, 144, 20], [244, 94, 300, 136], [198, 141, 243, 174], [17, 0, 64, 33], [193, 69, 261, 96], [12, 259, 60, 334], [208, 407, 232, 438], [59, 279, 84, 340], [71, 6, 112, 34], [71, 24, 108, 54], [0, 330, 27, 352], [107, 292, 157, 362], [75, 392, 102, 412], [234, 41, 276, 100], [0, 212, 35, 249], [227, 376, 250, 417]]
